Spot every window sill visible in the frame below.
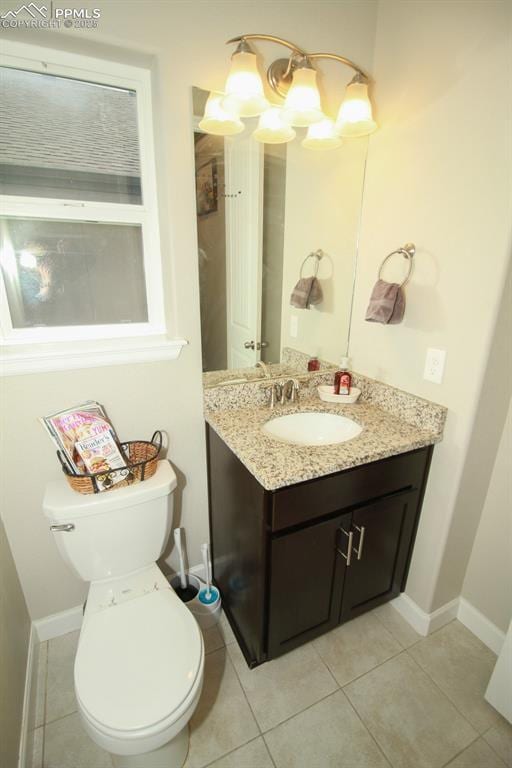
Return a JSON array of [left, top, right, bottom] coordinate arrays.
[[0, 337, 188, 376]]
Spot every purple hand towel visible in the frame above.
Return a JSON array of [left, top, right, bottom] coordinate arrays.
[[290, 277, 323, 309], [365, 279, 405, 324]]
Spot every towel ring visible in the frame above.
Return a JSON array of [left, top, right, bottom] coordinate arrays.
[[378, 242, 415, 287], [300, 249, 324, 279]]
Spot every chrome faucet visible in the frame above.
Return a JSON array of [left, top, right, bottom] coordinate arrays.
[[256, 360, 271, 379], [269, 382, 283, 409], [282, 378, 300, 404], [261, 378, 300, 409]]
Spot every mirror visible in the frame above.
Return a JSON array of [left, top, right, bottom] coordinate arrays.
[[192, 87, 368, 383]]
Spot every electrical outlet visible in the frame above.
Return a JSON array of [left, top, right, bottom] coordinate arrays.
[[290, 315, 298, 338], [424, 348, 446, 384]]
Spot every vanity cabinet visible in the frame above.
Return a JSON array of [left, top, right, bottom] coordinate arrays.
[[206, 424, 433, 668]]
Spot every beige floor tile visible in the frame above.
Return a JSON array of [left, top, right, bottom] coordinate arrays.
[[373, 602, 422, 648], [313, 611, 401, 686], [32, 642, 48, 729], [218, 612, 236, 646], [46, 631, 80, 724], [227, 640, 337, 732], [27, 727, 44, 768], [184, 647, 259, 768], [345, 652, 477, 768], [484, 718, 512, 767], [44, 712, 112, 768], [203, 624, 225, 655], [264, 689, 390, 768], [446, 737, 507, 767], [206, 737, 273, 767], [409, 620, 500, 733]]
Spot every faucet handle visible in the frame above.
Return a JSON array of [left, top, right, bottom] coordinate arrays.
[[291, 378, 300, 403], [261, 381, 282, 409]]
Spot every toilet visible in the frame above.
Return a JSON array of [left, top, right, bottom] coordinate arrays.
[[43, 461, 204, 768]]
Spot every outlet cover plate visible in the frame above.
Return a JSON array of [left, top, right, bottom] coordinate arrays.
[[424, 348, 446, 384]]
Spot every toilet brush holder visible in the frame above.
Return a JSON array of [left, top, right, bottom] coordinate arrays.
[[191, 585, 221, 630], [169, 573, 201, 604], [169, 574, 222, 629]]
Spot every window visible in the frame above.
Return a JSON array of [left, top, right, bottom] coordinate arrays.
[[0, 42, 179, 371]]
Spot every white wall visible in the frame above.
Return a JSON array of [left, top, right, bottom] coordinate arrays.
[[462, 394, 512, 633], [0, 516, 31, 768], [0, 0, 378, 619], [350, 0, 512, 613]]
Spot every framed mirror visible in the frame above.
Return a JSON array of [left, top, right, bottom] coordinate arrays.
[[192, 87, 368, 385]]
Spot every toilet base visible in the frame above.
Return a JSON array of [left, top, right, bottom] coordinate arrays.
[[111, 725, 189, 768]]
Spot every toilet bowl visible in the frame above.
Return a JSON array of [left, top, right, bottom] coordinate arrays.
[[43, 461, 204, 768]]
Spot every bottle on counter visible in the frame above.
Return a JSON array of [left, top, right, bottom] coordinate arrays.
[[334, 357, 352, 395], [308, 356, 320, 372]]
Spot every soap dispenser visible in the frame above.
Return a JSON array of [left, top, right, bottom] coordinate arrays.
[[334, 357, 352, 395]]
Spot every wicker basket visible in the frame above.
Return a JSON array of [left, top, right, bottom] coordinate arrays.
[[58, 431, 162, 495]]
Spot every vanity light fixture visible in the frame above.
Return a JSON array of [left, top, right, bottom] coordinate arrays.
[[253, 107, 296, 144], [222, 39, 269, 117], [302, 118, 343, 150], [335, 74, 377, 137], [200, 33, 377, 149], [198, 92, 244, 135], [282, 58, 324, 127]]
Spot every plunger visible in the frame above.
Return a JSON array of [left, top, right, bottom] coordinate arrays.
[[173, 528, 198, 602]]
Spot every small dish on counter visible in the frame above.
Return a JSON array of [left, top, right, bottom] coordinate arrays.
[[317, 385, 361, 404]]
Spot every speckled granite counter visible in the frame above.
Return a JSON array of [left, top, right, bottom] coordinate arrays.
[[205, 393, 445, 491]]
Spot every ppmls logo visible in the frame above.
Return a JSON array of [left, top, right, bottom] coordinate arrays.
[[1, 2, 101, 28], [2, 2, 48, 18]]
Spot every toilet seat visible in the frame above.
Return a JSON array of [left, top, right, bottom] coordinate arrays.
[[75, 583, 203, 752]]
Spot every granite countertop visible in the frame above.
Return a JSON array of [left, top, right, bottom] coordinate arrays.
[[205, 394, 443, 491]]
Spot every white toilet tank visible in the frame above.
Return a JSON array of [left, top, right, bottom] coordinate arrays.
[[43, 461, 177, 582]]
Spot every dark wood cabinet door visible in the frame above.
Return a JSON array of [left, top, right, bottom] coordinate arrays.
[[268, 511, 351, 658], [340, 490, 417, 623]]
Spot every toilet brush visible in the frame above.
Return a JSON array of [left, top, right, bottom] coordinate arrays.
[[199, 543, 219, 606], [173, 528, 198, 602]]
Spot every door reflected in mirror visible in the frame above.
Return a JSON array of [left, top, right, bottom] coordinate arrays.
[[192, 86, 368, 380]]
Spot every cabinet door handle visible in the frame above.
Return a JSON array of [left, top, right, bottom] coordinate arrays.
[[353, 525, 365, 560], [337, 527, 353, 567]]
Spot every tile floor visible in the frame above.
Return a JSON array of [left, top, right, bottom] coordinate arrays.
[[27, 605, 512, 768]]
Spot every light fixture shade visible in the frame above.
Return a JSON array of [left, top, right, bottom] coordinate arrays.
[[302, 118, 343, 150], [283, 66, 324, 127], [198, 93, 244, 136], [222, 51, 269, 117], [335, 80, 377, 137], [253, 107, 296, 144]]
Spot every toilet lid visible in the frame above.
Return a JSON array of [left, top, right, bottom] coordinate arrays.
[[75, 588, 202, 733]]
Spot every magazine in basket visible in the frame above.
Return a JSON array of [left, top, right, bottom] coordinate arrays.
[[40, 401, 128, 490]]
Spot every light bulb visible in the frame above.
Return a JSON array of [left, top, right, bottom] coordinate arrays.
[[302, 118, 343, 150], [198, 93, 244, 136], [253, 107, 296, 144], [222, 49, 269, 117], [283, 66, 324, 127], [336, 80, 377, 137]]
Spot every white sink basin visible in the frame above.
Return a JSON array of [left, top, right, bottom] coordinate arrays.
[[261, 412, 362, 446]]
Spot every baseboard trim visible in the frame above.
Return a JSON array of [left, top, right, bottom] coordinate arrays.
[[33, 604, 83, 642], [457, 597, 506, 655], [18, 625, 36, 768], [391, 594, 459, 636]]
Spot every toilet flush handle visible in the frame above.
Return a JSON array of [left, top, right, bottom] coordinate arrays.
[[50, 523, 75, 532]]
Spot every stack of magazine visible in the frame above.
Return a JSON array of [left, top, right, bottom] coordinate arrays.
[[41, 401, 129, 491]]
